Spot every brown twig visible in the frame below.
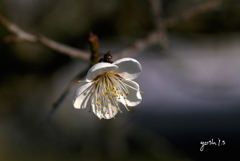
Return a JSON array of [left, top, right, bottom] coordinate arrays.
[[0, 1, 224, 62], [114, 0, 224, 59], [113, 30, 163, 60], [0, 12, 90, 61], [39, 36, 90, 61], [42, 67, 89, 125], [148, 0, 168, 49], [164, 0, 223, 28], [148, 0, 162, 28], [88, 31, 100, 65]]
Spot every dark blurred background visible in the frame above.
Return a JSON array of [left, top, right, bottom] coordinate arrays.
[[0, 0, 240, 160]]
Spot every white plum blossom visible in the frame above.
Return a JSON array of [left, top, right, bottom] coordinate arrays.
[[73, 58, 143, 119]]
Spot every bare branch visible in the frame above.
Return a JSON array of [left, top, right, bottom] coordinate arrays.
[[88, 31, 100, 65], [164, 0, 224, 28], [148, 0, 162, 27], [0, 12, 90, 61], [39, 36, 90, 61], [113, 30, 163, 60], [114, 0, 224, 59], [0, 0, 224, 61], [42, 66, 90, 125]]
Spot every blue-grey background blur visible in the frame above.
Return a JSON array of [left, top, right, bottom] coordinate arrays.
[[0, 0, 240, 160]]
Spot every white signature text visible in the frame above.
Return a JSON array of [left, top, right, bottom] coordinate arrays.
[[200, 138, 225, 151]]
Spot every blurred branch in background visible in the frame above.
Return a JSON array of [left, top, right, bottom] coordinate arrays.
[[43, 67, 89, 125], [0, 0, 224, 62], [164, 0, 224, 27], [114, 0, 224, 59], [0, 12, 90, 61], [148, 0, 163, 27]]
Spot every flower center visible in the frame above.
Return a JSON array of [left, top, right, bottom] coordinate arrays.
[[93, 71, 130, 116]]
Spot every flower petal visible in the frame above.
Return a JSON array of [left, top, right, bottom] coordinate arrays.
[[113, 58, 142, 80], [73, 82, 94, 109], [92, 101, 118, 119], [120, 80, 142, 106], [86, 62, 118, 82]]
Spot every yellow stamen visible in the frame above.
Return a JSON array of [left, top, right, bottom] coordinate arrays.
[[109, 71, 114, 74], [96, 102, 100, 105], [101, 106, 104, 108], [78, 81, 81, 83], [113, 117, 116, 119], [94, 81, 98, 84], [141, 91, 144, 94]]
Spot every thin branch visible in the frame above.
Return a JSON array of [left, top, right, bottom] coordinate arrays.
[[148, 0, 162, 27], [148, 0, 168, 49], [88, 31, 100, 65], [39, 36, 90, 61], [0, 12, 90, 61], [113, 30, 163, 60], [42, 67, 90, 125], [1, 1, 223, 61], [114, 0, 224, 59], [164, 0, 224, 28], [0, 1, 224, 62]]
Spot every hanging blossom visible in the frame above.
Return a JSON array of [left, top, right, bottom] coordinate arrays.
[[73, 56, 143, 120]]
